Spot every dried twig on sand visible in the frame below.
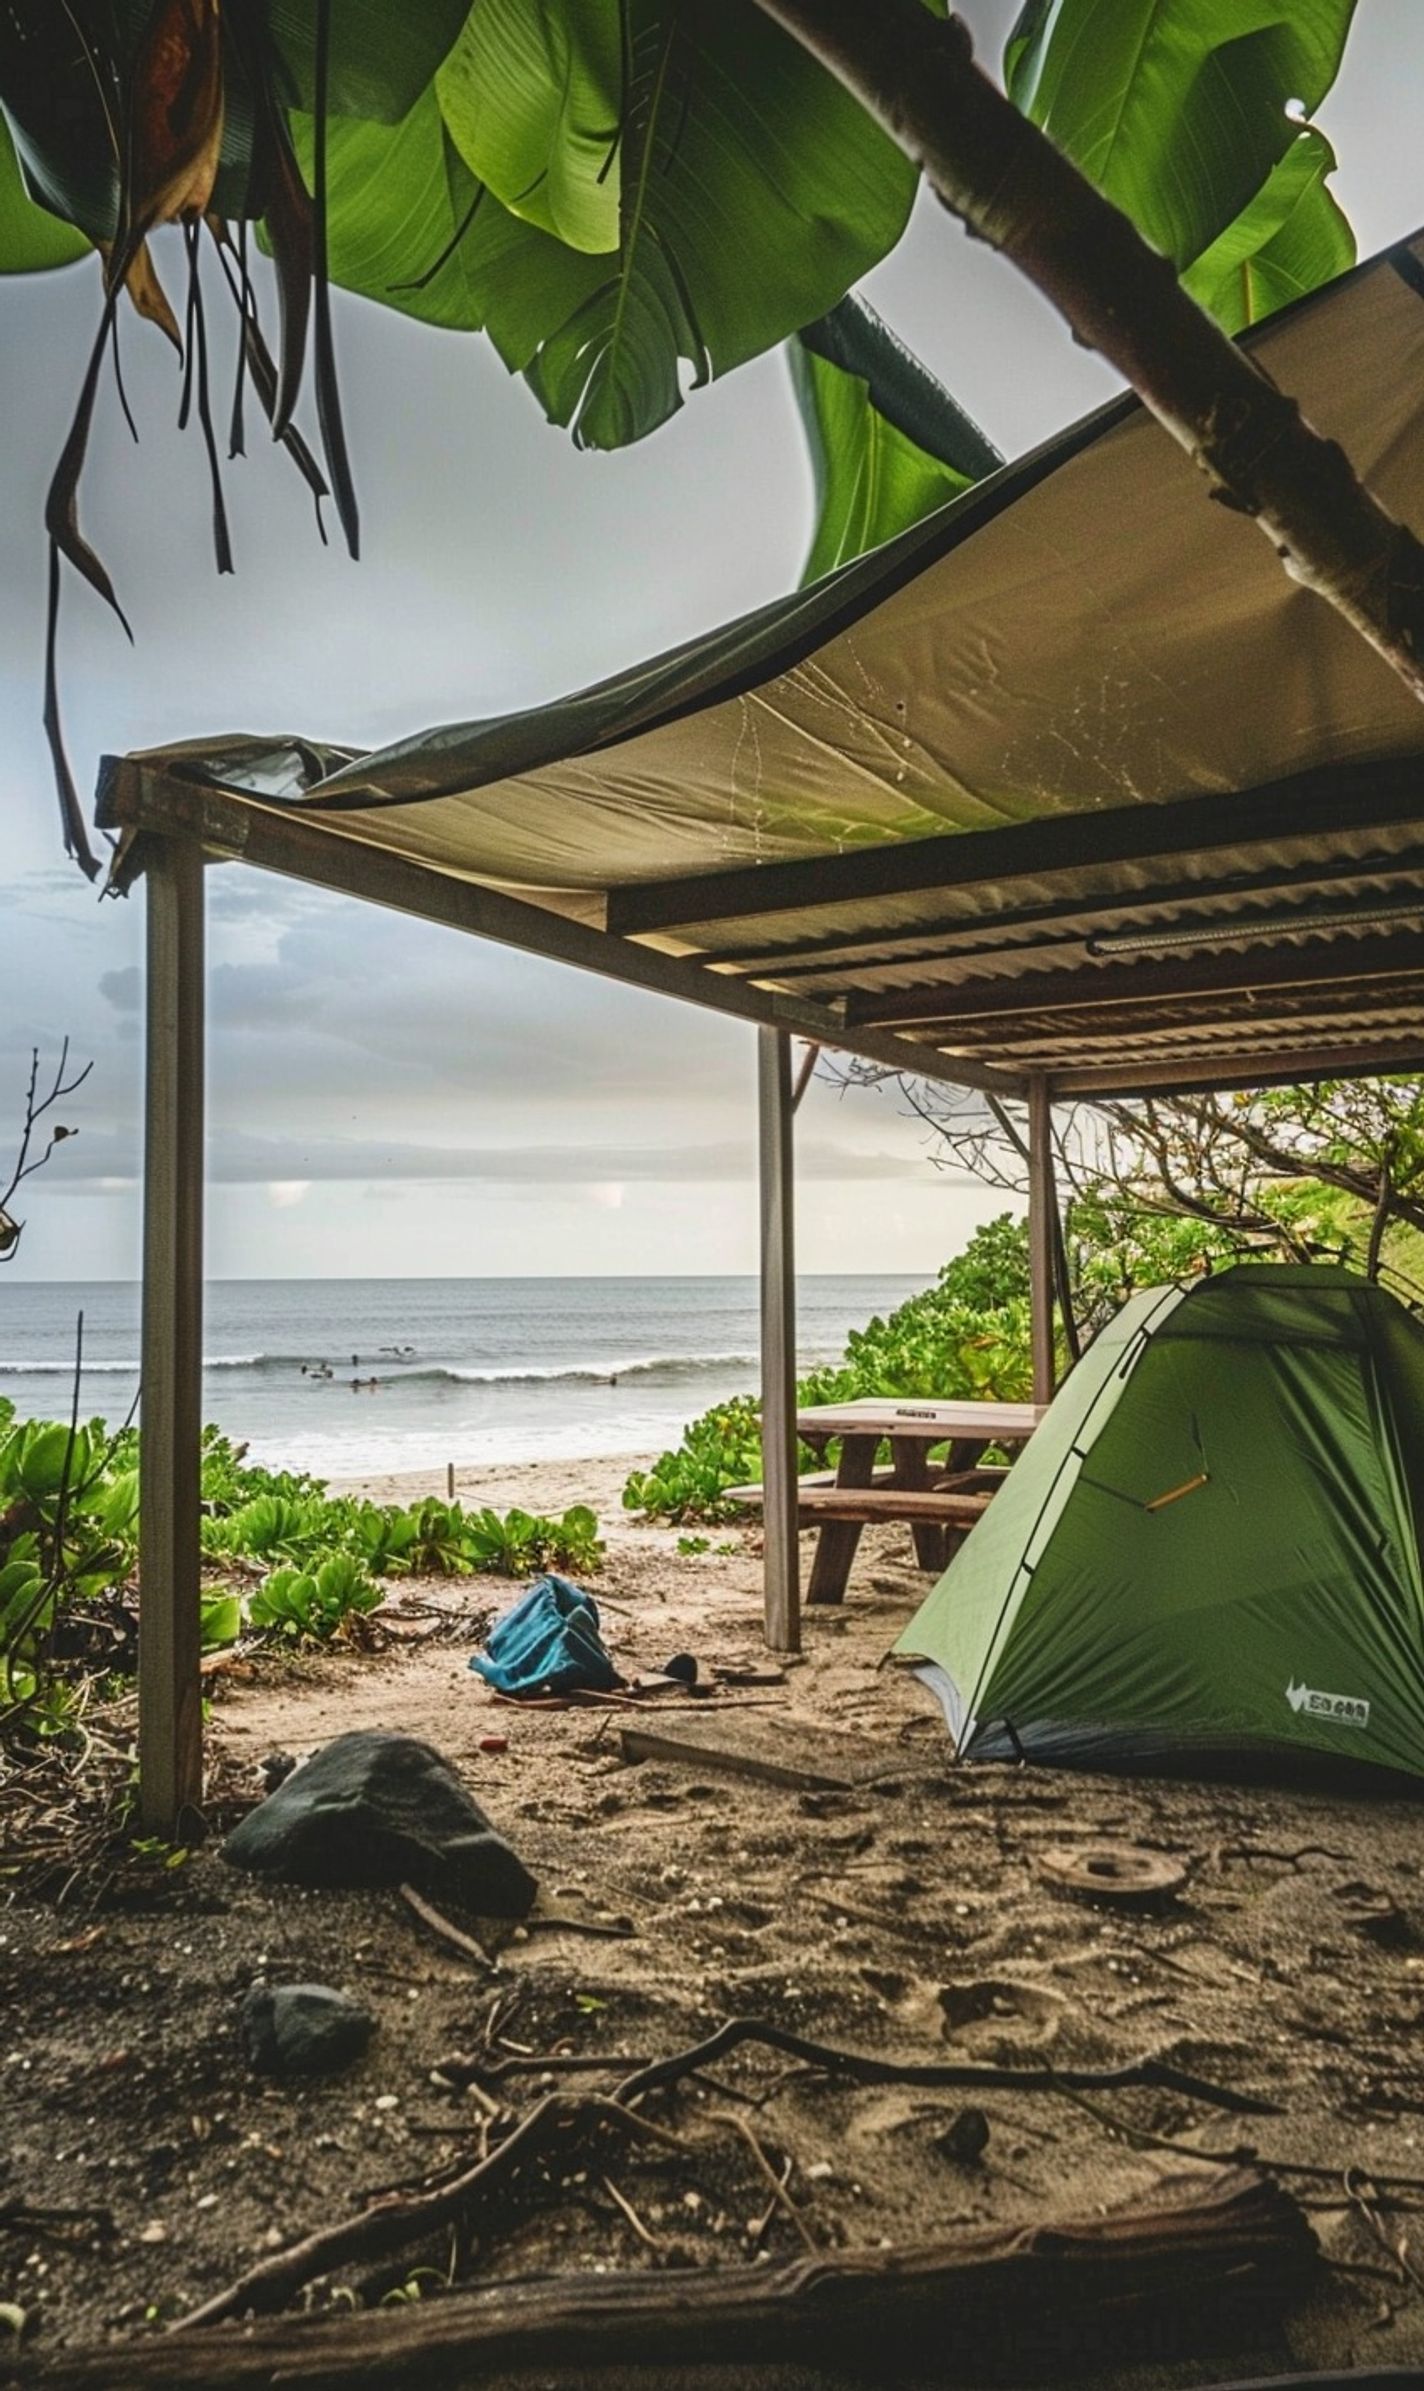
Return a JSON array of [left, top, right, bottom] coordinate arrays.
[[174, 2093, 697, 2331], [613, 2018, 1277, 2116], [396, 1883, 497, 1973], [171, 2012, 1273, 2332]]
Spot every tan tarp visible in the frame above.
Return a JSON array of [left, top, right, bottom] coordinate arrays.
[[118, 233, 1424, 916]]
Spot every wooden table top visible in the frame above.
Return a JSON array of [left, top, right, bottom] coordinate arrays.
[[796, 1397, 1045, 1440]]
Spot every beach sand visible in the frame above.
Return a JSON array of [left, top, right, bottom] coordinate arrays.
[[328, 1449, 648, 1522], [5, 1455, 1424, 2378]]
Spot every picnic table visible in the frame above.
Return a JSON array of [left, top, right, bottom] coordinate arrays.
[[732, 1397, 1043, 1606]]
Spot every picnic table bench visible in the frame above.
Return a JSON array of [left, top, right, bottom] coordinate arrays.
[[729, 1397, 1043, 1605]]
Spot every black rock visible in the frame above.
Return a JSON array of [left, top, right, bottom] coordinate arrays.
[[934, 2106, 990, 2165], [663, 1653, 699, 1687], [241, 1982, 375, 2078], [222, 1730, 537, 1915]]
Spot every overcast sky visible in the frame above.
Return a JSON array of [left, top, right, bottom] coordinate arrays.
[[3, 0, 1422, 1282]]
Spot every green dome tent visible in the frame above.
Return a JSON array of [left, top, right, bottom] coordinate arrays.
[[896, 1266, 1424, 1781]]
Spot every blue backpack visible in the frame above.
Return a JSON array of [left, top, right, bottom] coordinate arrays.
[[469, 1576, 619, 1697]]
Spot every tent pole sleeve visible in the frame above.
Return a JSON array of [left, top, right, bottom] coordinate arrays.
[[758, 1027, 801, 1653], [139, 837, 206, 1834], [1028, 1073, 1057, 1407]]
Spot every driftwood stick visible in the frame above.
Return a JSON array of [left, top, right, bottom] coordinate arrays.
[[17, 2169, 1317, 2390], [397, 1883, 497, 1972], [614, 2018, 1276, 2116]]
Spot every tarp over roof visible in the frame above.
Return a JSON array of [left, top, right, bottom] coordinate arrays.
[[101, 231, 1424, 1100]]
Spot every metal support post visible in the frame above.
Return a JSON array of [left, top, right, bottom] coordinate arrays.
[[139, 839, 206, 1833], [758, 1027, 800, 1653], [1028, 1072, 1057, 1408]]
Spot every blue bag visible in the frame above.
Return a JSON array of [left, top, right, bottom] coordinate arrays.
[[469, 1575, 619, 1697]]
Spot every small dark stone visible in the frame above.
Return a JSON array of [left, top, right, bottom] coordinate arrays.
[[241, 1983, 375, 2079], [663, 1654, 698, 1687], [222, 1730, 537, 1916], [933, 2106, 990, 2165], [258, 1749, 298, 1793]]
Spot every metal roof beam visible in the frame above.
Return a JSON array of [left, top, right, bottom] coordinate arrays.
[[1053, 1034, 1424, 1099], [847, 928, 1424, 1030], [715, 846, 1424, 983], [604, 758, 1424, 938], [938, 1009, 1424, 1067]]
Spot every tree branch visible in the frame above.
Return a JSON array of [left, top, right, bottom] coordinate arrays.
[[752, 0, 1424, 704], [0, 1042, 91, 1263]]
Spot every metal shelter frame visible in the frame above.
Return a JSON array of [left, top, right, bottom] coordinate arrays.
[[96, 228, 1424, 1827], [102, 746, 1420, 1832]]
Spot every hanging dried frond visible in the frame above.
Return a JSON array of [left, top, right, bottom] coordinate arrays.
[[119, 234, 181, 347], [116, 0, 225, 264]]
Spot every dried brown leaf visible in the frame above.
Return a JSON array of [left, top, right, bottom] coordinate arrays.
[[120, 0, 225, 255]]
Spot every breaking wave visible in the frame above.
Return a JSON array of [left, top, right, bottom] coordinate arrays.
[[0, 1350, 760, 1386]]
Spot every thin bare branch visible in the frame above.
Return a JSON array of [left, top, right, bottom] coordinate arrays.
[[0, 1043, 92, 1263]]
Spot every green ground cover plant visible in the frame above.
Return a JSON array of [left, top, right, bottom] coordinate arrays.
[[0, 1397, 606, 1737]]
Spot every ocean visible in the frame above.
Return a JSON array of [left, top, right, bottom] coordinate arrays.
[[0, 1276, 927, 1481]]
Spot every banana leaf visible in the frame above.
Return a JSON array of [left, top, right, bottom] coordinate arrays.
[[791, 296, 1002, 582], [265, 0, 471, 122], [280, 85, 485, 332], [457, 0, 918, 450], [0, 114, 90, 272], [1005, 0, 1359, 273], [438, 0, 621, 254], [1181, 128, 1355, 335]]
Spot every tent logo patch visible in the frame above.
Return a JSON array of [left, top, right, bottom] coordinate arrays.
[[1285, 1678, 1370, 1730]]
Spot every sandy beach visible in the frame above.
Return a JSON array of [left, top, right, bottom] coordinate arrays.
[[6, 1471, 1424, 2379], [328, 1449, 653, 1524]]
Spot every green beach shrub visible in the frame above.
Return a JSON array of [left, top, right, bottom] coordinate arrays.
[[199, 1589, 244, 1651], [202, 1492, 327, 1565], [0, 1393, 609, 1730], [462, 1501, 604, 1577], [248, 1555, 384, 1642], [402, 1498, 477, 1576], [344, 1500, 421, 1576]]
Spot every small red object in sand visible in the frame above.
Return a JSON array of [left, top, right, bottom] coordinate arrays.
[[478, 1735, 509, 1755]]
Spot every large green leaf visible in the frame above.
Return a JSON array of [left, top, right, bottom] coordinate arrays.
[[466, 189, 685, 441], [458, 0, 918, 450], [1005, 0, 1359, 271], [0, 113, 91, 271], [281, 85, 484, 331], [791, 338, 973, 585], [438, 0, 621, 255], [1181, 128, 1355, 335], [791, 297, 1001, 581], [267, 0, 472, 122]]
